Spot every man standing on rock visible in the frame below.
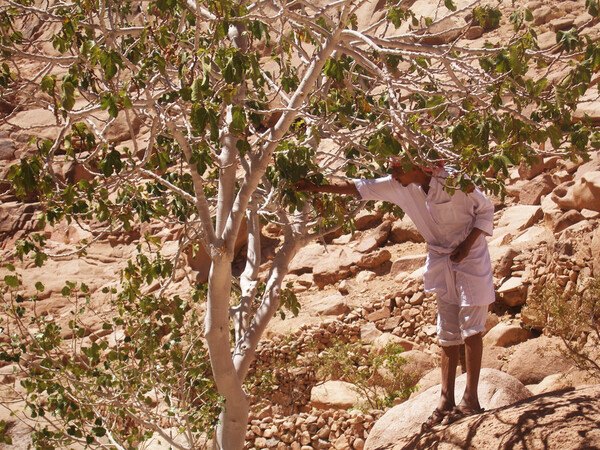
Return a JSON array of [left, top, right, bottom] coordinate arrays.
[[296, 158, 495, 428]]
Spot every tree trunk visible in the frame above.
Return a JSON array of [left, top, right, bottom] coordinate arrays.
[[205, 256, 249, 449]]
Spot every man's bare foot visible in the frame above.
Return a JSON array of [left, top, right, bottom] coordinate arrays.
[[441, 404, 484, 425]]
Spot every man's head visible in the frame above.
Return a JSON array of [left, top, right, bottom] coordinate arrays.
[[389, 159, 428, 187]]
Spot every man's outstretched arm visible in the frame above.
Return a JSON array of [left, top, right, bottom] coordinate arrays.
[[295, 179, 359, 196]]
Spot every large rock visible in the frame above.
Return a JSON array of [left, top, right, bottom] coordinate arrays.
[[401, 350, 436, 381], [365, 369, 532, 450], [372, 333, 415, 353], [0, 138, 16, 160], [7, 108, 60, 141], [551, 171, 600, 212], [354, 209, 383, 230], [353, 221, 391, 253], [312, 247, 355, 288], [390, 216, 425, 243], [553, 210, 585, 233], [314, 294, 350, 316], [361, 322, 383, 344], [289, 243, 327, 274], [489, 246, 517, 278], [497, 205, 543, 231], [518, 174, 556, 205], [483, 322, 534, 347], [353, 248, 391, 270], [390, 254, 426, 277], [367, 385, 600, 450], [310, 380, 366, 410], [497, 276, 527, 307], [505, 336, 573, 385], [0, 201, 38, 235]]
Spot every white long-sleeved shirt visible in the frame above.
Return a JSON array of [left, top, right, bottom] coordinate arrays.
[[353, 170, 495, 306]]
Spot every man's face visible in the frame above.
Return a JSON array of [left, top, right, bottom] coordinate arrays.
[[391, 165, 418, 186]]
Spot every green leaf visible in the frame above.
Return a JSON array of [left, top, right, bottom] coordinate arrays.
[[99, 50, 122, 80], [3, 275, 19, 289], [61, 81, 76, 110], [230, 106, 247, 134], [547, 125, 562, 149], [525, 9, 534, 21], [191, 105, 208, 132], [445, 0, 457, 12], [41, 75, 56, 95], [35, 282, 45, 292]]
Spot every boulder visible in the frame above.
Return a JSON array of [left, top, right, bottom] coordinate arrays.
[[497, 276, 527, 307], [7, 108, 60, 141], [505, 336, 573, 385], [412, 368, 461, 395], [390, 254, 426, 277], [361, 322, 383, 344], [314, 294, 350, 316], [364, 369, 532, 450], [353, 248, 391, 270], [528, 373, 573, 396], [537, 30, 558, 50], [553, 210, 585, 233], [289, 243, 327, 274], [517, 156, 559, 180], [312, 247, 355, 288], [510, 226, 550, 249], [483, 322, 534, 348], [533, 5, 552, 25], [0, 138, 16, 160], [541, 193, 563, 230], [401, 350, 436, 380], [354, 209, 383, 230], [390, 216, 425, 243], [366, 307, 391, 322], [310, 380, 366, 410], [367, 385, 600, 450], [481, 345, 508, 371], [0, 202, 38, 235], [489, 246, 517, 278], [353, 220, 391, 253], [465, 25, 483, 39], [103, 111, 142, 143], [551, 171, 600, 212], [372, 333, 415, 353], [549, 18, 575, 32], [518, 174, 556, 205], [417, 16, 465, 45], [355, 270, 377, 283], [497, 205, 543, 231]]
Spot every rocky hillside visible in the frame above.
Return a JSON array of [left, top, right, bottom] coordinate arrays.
[[2, 0, 600, 448]]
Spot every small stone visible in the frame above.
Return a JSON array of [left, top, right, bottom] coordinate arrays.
[[465, 26, 483, 39]]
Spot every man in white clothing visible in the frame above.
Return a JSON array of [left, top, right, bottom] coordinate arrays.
[[296, 160, 495, 428]]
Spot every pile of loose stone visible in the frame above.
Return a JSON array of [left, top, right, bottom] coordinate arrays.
[[245, 294, 439, 448], [246, 408, 380, 450]]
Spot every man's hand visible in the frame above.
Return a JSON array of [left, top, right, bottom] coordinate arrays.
[[450, 228, 485, 263], [294, 180, 319, 192], [450, 240, 472, 263]]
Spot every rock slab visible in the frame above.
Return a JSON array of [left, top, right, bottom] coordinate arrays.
[[365, 368, 532, 450]]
